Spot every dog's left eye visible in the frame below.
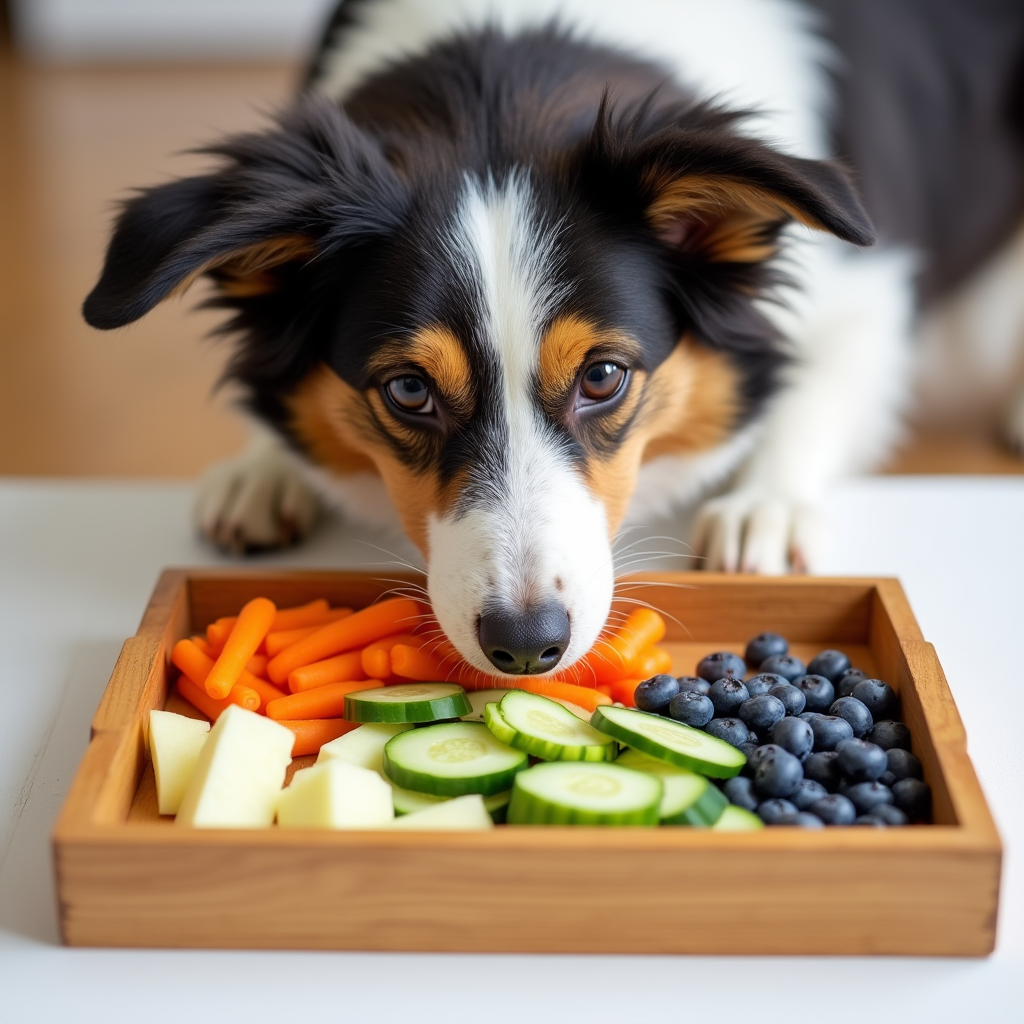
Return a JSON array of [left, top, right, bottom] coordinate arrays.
[[579, 362, 626, 402], [386, 376, 434, 414]]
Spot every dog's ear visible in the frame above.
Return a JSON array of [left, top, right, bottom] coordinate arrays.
[[83, 99, 407, 330], [577, 99, 874, 264]]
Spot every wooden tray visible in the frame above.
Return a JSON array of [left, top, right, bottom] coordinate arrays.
[[53, 570, 1001, 955]]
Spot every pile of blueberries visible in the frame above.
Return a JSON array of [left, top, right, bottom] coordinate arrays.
[[634, 632, 932, 828]]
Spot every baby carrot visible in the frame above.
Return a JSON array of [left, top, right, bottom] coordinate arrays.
[[389, 644, 495, 687], [267, 598, 425, 685], [192, 635, 268, 677], [606, 678, 643, 707], [630, 645, 672, 679], [172, 638, 285, 711], [264, 625, 321, 658], [266, 679, 385, 721], [175, 674, 260, 719], [205, 597, 277, 699], [458, 674, 613, 712], [279, 718, 360, 757], [207, 602, 354, 648], [287, 651, 367, 693], [578, 609, 667, 684], [361, 633, 419, 679]]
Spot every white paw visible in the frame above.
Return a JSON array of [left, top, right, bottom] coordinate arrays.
[[1004, 389, 1024, 457], [194, 438, 321, 553], [691, 492, 827, 574]]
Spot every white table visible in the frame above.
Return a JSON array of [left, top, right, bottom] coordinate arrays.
[[1, 477, 1021, 1023]]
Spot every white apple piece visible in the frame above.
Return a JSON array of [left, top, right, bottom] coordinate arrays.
[[390, 793, 494, 831], [316, 722, 413, 775], [277, 760, 394, 829], [175, 704, 294, 829], [148, 709, 210, 816]]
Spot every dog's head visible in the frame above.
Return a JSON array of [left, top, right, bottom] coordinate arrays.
[[84, 92, 871, 678]]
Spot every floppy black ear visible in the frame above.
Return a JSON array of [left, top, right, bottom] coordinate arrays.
[[83, 99, 407, 330], [576, 99, 874, 264]]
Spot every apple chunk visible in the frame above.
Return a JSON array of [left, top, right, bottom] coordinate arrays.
[[277, 760, 394, 829], [317, 722, 412, 775], [175, 705, 294, 829], [148, 710, 211, 815]]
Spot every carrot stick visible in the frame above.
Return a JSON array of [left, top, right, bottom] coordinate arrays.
[[629, 645, 673, 679], [242, 674, 289, 708], [206, 602, 353, 649], [175, 674, 259, 719], [577, 609, 667, 685], [264, 625, 321, 658], [457, 674, 613, 712], [287, 651, 367, 694], [279, 718, 360, 757], [172, 638, 285, 711], [192, 635, 268, 678], [205, 597, 277, 699], [266, 598, 425, 685], [266, 680, 385, 721], [361, 633, 419, 679], [606, 678, 643, 707]]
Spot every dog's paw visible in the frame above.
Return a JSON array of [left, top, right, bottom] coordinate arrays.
[[1004, 389, 1024, 457], [691, 492, 827, 574], [194, 442, 321, 554]]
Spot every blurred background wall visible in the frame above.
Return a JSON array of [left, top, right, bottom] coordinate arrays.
[[0, 0, 1021, 478]]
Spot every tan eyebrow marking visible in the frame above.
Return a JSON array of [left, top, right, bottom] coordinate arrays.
[[538, 314, 641, 401]]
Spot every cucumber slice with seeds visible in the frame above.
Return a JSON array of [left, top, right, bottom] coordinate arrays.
[[345, 683, 472, 724], [462, 688, 591, 723], [507, 762, 662, 826], [616, 748, 728, 825], [711, 804, 765, 831], [383, 721, 527, 796], [591, 705, 745, 778], [485, 691, 617, 762]]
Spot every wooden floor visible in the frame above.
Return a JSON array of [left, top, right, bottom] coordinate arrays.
[[1, 55, 1022, 478]]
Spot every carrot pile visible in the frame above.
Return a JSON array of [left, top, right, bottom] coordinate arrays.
[[170, 594, 671, 756]]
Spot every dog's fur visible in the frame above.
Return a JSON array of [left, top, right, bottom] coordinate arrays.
[[84, 0, 1024, 678]]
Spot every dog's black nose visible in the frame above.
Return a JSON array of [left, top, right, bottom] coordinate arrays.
[[478, 603, 571, 675]]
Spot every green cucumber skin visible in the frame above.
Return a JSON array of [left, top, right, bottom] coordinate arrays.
[[345, 691, 472, 724], [590, 706, 745, 778], [484, 702, 616, 763], [392, 786, 511, 821], [506, 785, 659, 826], [711, 804, 765, 831], [662, 780, 729, 826]]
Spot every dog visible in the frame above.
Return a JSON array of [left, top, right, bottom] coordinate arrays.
[[83, 0, 1024, 678]]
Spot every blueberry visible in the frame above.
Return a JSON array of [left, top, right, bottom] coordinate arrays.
[[771, 716, 814, 761], [723, 775, 759, 812], [851, 679, 899, 719], [633, 674, 679, 713], [803, 751, 842, 791], [759, 654, 806, 683], [835, 738, 888, 782], [790, 778, 829, 811], [792, 674, 835, 713], [744, 676, 774, 698], [768, 682, 806, 717], [696, 651, 746, 683], [836, 668, 869, 698], [736, 741, 760, 770], [885, 747, 923, 782], [745, 632, 789, 667], [774, 812, 825, 828], [829, 696, 873, 738], [879, 771, 896, 787], [757, 798, 798, 824], [866, 720, 912, 751], [753, 748, 804, 799], [667, 690, 715, 727], [800, 713, 854, 752], [845, 781, 895, 815], [739, 694, 786, 734], [676, 676, 711, 696], [806, 649, 852, 683], [872, 803, 909, 826], [892, 778, 932, 821], [746, 743, 784, 770], [708, 677, 749, 717], [808, 793, 857, 825], [854, 815, 887, 827], [705, 717, 751, 747]]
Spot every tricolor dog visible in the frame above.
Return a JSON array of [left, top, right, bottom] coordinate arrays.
[[84, 0, 1024, 677]]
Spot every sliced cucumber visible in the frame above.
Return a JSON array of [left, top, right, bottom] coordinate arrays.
[[345, 683, 472, 724], [484, 691, 617, 762], [507, 762, 662, 826], [590, 705, 745, 778], [390, 794, 494, 831], [711, 804, 765, 831], [462, 687, 590, 723], [391, 784, 511, 822], [383, 721, 527, 796], [615, 748, 727, 826]]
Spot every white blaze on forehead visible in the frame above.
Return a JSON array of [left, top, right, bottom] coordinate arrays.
[[427, 173, 614, 674]]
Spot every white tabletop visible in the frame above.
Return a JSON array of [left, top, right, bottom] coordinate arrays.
[[1, 477, 1021, 1023]]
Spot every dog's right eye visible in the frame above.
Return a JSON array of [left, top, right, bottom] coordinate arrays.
[[385, 375, 435, 415]]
